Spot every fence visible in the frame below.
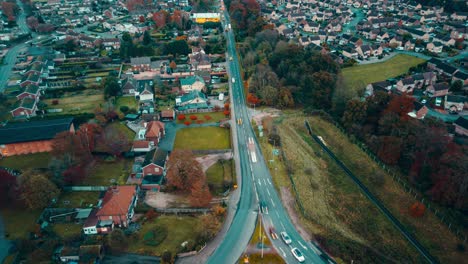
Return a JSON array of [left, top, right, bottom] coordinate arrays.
[[308, 110, 467, 243], [63, 186, 108, 191], [305, 120, 437, 264], [155, 208, 211, 214], [191, 149, 233, 155]]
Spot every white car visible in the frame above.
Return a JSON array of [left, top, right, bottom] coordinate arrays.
[[280, 232, 292, 244], [291, 247, 305, 263]]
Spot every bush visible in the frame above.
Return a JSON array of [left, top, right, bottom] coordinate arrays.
[[143, 226, 168, 246], [177, 114, 186, 121], [184, 121, 191, 126], [52, 100, 59, 105], [223, 110, 230, 117], [204, 115, 212, 120], [190, 115, 197, 120], [196, 120, 203, 124], [120, 106, 129, 113]]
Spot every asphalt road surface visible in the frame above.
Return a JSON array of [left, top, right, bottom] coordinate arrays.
[[207, 5, 329, 264]]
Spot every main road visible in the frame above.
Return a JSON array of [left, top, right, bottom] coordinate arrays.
[[207, 6, 329, 264]]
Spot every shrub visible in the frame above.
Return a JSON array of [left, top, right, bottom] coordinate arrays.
[[409, 202, 426, 218], [196, 120, 203, 124], [144, 209, 158, 221], [223, 110, 230, 117], [143, 226, 168, 246], [184, 121, 191, 126], [120, 106, 129, 113], [52, 99, 59, 105], [204, 115, 212, 120], [190, 115, 197, 120], [224, 103, 230, 110], [177, 114, 186, 121]]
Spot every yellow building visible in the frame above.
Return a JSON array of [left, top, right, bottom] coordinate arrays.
[[191, 13, 221, 23]]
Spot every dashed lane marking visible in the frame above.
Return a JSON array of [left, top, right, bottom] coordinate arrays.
[[270, 198, 276, 207]]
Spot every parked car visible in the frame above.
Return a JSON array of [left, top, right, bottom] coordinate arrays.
[[291, 247, 305, 262], [269, 227, 278, 239], [280, 232, 292, 244]]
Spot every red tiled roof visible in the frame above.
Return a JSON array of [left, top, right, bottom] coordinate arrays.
[[133, 140, 150, 148], [96, 186, 136, 217], [161, 110, 174, 118], [145, 121, 164, 138]]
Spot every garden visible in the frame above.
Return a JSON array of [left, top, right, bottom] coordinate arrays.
[[174, 127, 231, 150]]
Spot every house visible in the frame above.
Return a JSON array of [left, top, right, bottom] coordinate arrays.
[[10, 98, 38, 118], [132, 141, 155, 153], [0, 118, 75, 157], [101, 38, 120, 50], [452, 71, 468, 86], [426, 42, 443, 53], [96, 185, 139, 228], [396, 77, 415, 93], [121, 77, 137, 95], [57, 246, 80, 263], [16, 84, 41, 101], [20, 72, 41, 87], [135, 79, 154, 102], [145, 121, 165, 145], [366, 80, 392, 95], [427, 58, 458, 77], [453, 117, 468, 136], [444, 95, 466, 113], [175, 90, 210, 111], [180, 75, 206, 93], [130, 57, 151, 72], [342, 46, 358, 59], [141, 148, 169, 190], [356, 44, 372, 58], [408, 101, 429, 120], [426, 82, 449, 97], [83, 209, 99, 235], [160, 109, 175, 121], [422, 72, 438, 86]]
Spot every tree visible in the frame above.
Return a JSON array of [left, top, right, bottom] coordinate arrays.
[[166, 150, 206, 192], [223, 110, 230, 117], [143, 30, 152, 46], [450, 80, 463, 93], [161, 251, 173, 264], [107, 229, 127, 254], [165, 40, 190, 56], [377, 136, 402, 165], [62, 165, 87, 185], [198, 214, 221, 241], [170, 9, 183, 29], [18, 171, 59, 209], [184, 121, 191, 126], [104, 76, 121, 98], [169, 61, 177, 70], [190, 115, 197, 121], [384, 94, 415, 121], [224, 103, 230, 110], [152, 10, 168, 28], [190, 179, 212, 207], [1, 2, 18, 21], [99, 125, 132, 156], [0, 169, 17, 207], [247, 93, 260, 105], [126, 0, 145, 11], [342, 99, 368, 130]]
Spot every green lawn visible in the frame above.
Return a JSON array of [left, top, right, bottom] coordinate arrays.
[[0, 152, 51, 170], [110, 122, 136, 141], [0, 208, 42, 240], [52, 223, 83, 239], [174, 127, 231, 150], [176, 112, 227, 124], [55, 191, 101, 208], [342, 54, 426, 93], [128, 216, 202, 256], [206, 159, 235, 195], [83, 158, 131, 186], [43, 94, 105, 115], [115, 96, 139, 115]]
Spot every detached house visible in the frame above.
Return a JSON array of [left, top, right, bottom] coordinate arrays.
[[180, 75, 206, 93], [175, 90, 209, 111], [444, 95, 466, 113], [144, 121, 165, 145], [426, 82, 449, 97], [95, 186, 139, 229], [396, 77, 415, 93], [142, 148, 169, 179]]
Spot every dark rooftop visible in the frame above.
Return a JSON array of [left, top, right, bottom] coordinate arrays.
[[0, 118, 73, 144]]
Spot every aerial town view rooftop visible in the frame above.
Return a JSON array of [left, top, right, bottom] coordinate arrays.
[[0, 0, 466, 263]]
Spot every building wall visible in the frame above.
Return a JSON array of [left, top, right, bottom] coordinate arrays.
[[143, 164, 164, 177]]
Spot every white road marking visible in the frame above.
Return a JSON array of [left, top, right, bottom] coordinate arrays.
[[255, 191, 259, 201], [298, 241, 307, 250], [267, 189, 271, 196], [258, 179, 262, 186], [268, 179, 272, 184], [276, 211, 280, 217], [270, 198, 276, 207], [281, 222, 286, 230], [263, 178, 267, 185], [279, 248, 286, 257]]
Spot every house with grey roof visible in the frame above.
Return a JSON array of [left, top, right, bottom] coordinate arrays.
[[175, 90, 210, 111]]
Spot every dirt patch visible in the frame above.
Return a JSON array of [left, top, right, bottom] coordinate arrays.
[[279, 187, 312, 241], [195, 153, 232, 172], [251, 108, 281, 126], [145, 192, 189, 208]]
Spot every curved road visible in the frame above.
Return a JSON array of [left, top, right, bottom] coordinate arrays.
[[207, 5, 328, 264]]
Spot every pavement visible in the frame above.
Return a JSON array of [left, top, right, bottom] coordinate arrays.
[[206, 6, 328, 264]]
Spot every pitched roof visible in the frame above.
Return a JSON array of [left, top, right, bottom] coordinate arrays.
[[454, 117, 468, 129], [161, 109, 174, 118], [178, 90, 207, 103], [180, 75, 205, 86], [0, 118, 73, 144], [20, 84, 40, 95], [145, 121, 164, 138], [446, 95, 466, 103], [130, 56, 151, 65], [133, 140, 151, 149], [143, 148, 168, 168], [96, 186, 137, 217]]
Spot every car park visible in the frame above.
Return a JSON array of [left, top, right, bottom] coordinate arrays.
[[280, 232, 292, 244], [291, 247, 305, 262]]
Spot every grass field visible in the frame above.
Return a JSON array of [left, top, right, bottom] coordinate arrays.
[[206, 159, 235, 195], [174, 127, 231, 150], [115, 96, 139, 115], [0, 208, 42, 240], [43, 93, 105, 114], [83, 158, 131, 186], [342, 54, 426, 93], [52, 223, 82, 239], [176, 112, 227, 124], [128, 216, 202, 256], [55, 191, 101, 208], [0, 152, 50, 170], [299, 115, 466, 263], [258, 115, 422, 263]]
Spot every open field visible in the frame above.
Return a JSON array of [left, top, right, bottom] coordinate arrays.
[[0, 152, 50, 170], [83, 158, 132, 186], [258, 115, 422, 263], [342, 54, 426, 93], [55, 191, 101, 208], [174, 127, 231, 150], [43, 93, 105, 115], [0, 208, 42, 240], [128, 215, 202, 256], [115, 96, 139, 115], [94, 122, 136, 153], [299, 115, 466, 263], [176, 112, 227, 124], [52, 223, 82, 239]]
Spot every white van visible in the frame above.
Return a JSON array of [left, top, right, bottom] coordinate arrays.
[[231, 78, 235, 83]]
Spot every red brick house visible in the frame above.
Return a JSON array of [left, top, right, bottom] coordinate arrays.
[[96, 186, 139, 228], [16, 84, 41, 101], [0, 118, 74, 157], [145, 121, 165, 144], [141, 148, 169, 190], [10, 97, 38, 118]]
